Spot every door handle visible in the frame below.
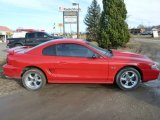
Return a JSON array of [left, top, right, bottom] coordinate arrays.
[[58, 62, 67, 64]]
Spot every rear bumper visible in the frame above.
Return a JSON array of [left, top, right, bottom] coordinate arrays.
[[3, 64, 22, 79]]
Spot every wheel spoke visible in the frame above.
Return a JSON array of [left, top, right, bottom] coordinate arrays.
[[125, 81, 129, 86], [28, 81, 33, 86], [28, 74, 34, 80], [36, 79, 41, 82], [130, 79, 135, 84], [26, 81, 35, 87], [130, 74, 135, 79], [125, 72, 129, 77], [34, 81, 39, 88], [120, 77, 127, 81], [34, 74, 41, 82]]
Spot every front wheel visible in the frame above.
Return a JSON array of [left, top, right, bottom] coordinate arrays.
[[116, 67, 141, 90], [22, 69, 46, 91]]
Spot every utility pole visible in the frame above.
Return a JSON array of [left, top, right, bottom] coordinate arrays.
[[63, 12, 65, 36], [72, 3, 79, 39]]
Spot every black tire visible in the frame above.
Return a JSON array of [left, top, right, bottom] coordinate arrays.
[[14, 44, 22, 47], [22, 68, 46, 91], [116, 67, 141, 90]]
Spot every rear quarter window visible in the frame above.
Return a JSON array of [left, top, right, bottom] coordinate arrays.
[[42, 45, 56, 56]]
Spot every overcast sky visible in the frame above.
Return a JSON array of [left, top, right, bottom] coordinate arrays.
[[0, 0, 159, 33]]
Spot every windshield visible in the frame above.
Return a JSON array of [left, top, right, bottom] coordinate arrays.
[[45, 33, 53, 38], [87, 42, 112, 57]]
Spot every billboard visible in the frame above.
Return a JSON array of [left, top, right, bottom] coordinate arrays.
[[59, 7, 81, 12], [64, 11, 77, 16], [64, 16, 77, 24]]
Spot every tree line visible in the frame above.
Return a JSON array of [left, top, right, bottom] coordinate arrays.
[[84, 0, 130, 49]]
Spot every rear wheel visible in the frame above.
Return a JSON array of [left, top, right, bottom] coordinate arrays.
[[116, 67, 141, 90], [22, 69, 46, 91]]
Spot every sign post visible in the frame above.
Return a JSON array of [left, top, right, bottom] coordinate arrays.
[[59, 6, 80, 38]]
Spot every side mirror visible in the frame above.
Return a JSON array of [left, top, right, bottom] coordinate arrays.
[[88, 53, 101, 59], [92, 54, 97, 59], [91, 54, 100, 59]]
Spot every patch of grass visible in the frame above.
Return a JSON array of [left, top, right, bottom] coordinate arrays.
[[132, 35, 160, 40], [118, 41, 142, 53]]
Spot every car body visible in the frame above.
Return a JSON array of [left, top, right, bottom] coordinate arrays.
[[3, 39, 160, 91], [7, 32, 63, 48], [140, 31, 152, 35]]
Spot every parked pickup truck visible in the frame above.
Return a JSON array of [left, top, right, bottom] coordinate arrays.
[[7, 32, 63, 48]]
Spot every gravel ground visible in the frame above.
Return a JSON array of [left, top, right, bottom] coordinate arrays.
[[0, 78, 25, 96], [0, 43, 25, 96], [0, 43, 7, 61], [0, 39, 160, 119]]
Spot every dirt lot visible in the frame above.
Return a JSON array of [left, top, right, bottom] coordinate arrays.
[[0, 44, 25, 96], [0, 43, 7, 61], [0, 38, 160, 120]]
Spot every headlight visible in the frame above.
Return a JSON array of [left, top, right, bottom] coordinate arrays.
[[152, 62, 160, 70]]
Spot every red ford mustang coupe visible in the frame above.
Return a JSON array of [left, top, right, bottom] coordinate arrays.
[[3, 39, 160, 91]]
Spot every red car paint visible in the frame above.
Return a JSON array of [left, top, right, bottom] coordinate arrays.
[[3, 39, 160, 84]]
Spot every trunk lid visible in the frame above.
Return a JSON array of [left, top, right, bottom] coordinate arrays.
[[7, 46, 32, 55]]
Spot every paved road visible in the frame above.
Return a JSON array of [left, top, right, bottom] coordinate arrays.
[[0, 82, 160, 120]]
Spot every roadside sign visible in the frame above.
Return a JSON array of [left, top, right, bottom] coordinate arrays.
[[58, 23, 63, 27], [64, 11, 77, 16], [59, 6, 80, 36], [59, 6, 81, 12], [64, 16, 77, 24]]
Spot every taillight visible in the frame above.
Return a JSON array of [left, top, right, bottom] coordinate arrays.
[[6, 55, 13, 65], [7, 49, 15, 55]]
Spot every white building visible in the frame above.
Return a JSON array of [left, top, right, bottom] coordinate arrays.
[[152, 28, 159, 38], [0, 26, 12, 42]]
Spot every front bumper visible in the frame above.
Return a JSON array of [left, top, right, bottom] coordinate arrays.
[[3, 64, 22, 79], [142, 69, 160, 82]]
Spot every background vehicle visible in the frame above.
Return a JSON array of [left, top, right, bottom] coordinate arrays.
[[3, 39, 160, 91], [7, 32, 63, 48], [140, 31, 153, 35]]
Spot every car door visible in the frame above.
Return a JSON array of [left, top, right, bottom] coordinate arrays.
[[25, 33, 37, 46], [43, 43, 109, 83], [35, 32, 52, 45]]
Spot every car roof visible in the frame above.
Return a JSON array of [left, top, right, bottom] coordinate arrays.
[[29, 38, 87, 51], [50, 38, 86, 43], [42, 38, 87, 45]]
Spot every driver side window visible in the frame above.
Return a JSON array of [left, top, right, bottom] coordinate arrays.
[[56, 43, 95, 58]]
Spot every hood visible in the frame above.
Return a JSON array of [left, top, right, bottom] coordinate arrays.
[[111, 49, 153, 63], [112, 49, 145, 58]]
